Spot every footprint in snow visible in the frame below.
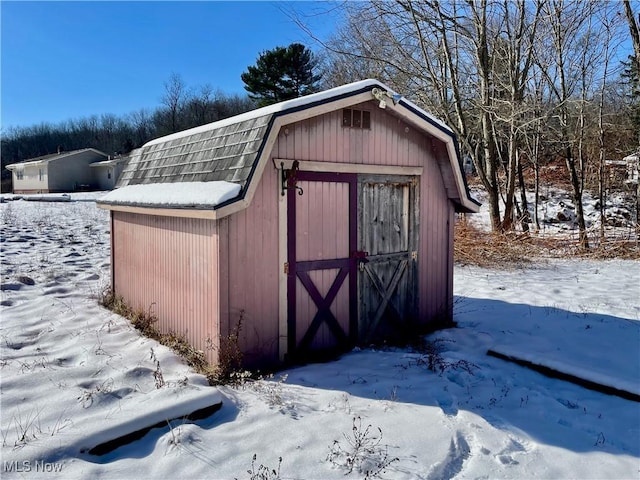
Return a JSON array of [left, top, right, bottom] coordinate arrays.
[[494, 437, 529, 466], [44, 287, 71, 296], [436, 394, 458, 416], [427, 431, 470, 480]]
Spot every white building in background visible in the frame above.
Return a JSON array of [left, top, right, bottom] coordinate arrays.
[[622, 153, 639, 185], [4, 148, 126, 193]]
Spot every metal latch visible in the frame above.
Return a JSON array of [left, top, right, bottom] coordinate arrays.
[[411, 251, 418, 260], [352, 251, 369, 271], [284, 262, 289, 274]]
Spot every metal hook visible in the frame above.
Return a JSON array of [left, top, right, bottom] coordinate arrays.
[[280, 161, 304, 196]]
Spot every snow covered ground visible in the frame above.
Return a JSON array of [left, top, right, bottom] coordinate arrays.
[[1, 193, 638, 479], [467, 184, 638, 238]]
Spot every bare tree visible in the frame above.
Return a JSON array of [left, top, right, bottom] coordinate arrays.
[[490, 1, 544, 231], [188, 84, 215, 126], [623, 0, 640, 74], [537, 0, 597, 248], [594, 6, 627, 242], [318, 1, 547, 232], [128, 108, 153, 147], [160, 73, 189, 134]]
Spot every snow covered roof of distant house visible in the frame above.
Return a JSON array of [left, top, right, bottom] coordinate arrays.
[[89, 153, 135, 168], [5, 148, 108, 169], [101, 79, 479, 214]]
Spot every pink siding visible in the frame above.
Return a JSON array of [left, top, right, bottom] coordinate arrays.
[[110, 99, 457, 370], [112, 212, 221, 364], [418, 142, 454, 322], [296, 180, 350, 261], [276, 101, 425, 166], [293, 180, 351, 350], [224, 162, 281, 368], [276, 101, 454, 327]]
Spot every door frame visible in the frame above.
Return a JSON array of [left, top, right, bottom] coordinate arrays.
[[276, 160, 424, 362], [357, 174, 420, 343], [285, 171, 358, 361]]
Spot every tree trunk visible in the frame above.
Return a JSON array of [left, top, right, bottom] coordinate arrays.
[[534, 158, 541, 232], [502, 130, 518, 231], [517, 151, 531, 232], [623, 0, 640, 74], [565, 147, 589, 249]]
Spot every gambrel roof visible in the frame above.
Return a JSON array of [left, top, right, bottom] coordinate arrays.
[[106, 79, 480, 214]]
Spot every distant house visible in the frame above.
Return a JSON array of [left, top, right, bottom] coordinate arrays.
[[6, 148, 109, 194], [90, 150, 137, 191], [622, 153, 639, 185], [98, 79, 479, 369], [606, 152, 639, 186]]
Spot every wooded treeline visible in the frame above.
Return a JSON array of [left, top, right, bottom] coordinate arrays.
[[317, 0, 639, 246], [1, 75, 254, 174], [3, 0, 639, 245]]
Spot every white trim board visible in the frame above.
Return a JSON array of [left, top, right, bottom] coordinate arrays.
[[273, 159, 424, 177]]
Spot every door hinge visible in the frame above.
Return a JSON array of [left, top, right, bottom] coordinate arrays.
[[284, 262, 289, 275]]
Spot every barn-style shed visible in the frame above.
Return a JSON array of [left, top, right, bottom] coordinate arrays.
[[98, 79, 479, 369]]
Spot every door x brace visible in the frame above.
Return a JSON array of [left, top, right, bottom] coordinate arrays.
[[296, 266, 350, 351], [362, 259, 408, 337]]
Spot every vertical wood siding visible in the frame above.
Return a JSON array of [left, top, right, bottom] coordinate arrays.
[[418, 142, 453, 322], [111, 99, 456, 369], [112, 212, 221, 364], [224, 161, 281, 368], [293, 180, 351, 351], [276, 101, 453, 328], [276, 101, 425, 166]]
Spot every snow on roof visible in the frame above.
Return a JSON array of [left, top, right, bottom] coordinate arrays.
[[5, 148, 107, 169], [116, 79, 458, 193], [111, 79, 477, 213], [143, 79, 453, 149], [100, 181, 241, 209], [90, 157, 129, 167]]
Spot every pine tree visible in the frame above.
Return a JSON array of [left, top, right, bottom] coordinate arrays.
[[241, 43, 322, 107]]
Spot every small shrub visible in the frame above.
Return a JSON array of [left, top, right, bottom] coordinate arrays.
[[150, 348, 165, 389], [77, 378, 114, 408], [239, 453, 282, 480], [207, 311, 251, 386], [415, 338, 478, 375], [1, 202, 17, 226], [3, 408, 43, 448], [327, 416, 399, 479], [166, 421, 182, 448]]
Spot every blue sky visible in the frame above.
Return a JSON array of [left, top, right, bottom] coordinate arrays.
[[1, 1, 340, 129]]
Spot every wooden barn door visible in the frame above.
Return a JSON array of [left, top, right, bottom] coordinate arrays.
[[287, 172, 358, 361], [358, 175, 419, 343]]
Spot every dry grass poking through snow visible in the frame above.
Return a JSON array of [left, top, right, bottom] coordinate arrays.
[[99, 290, 214, 380], [99, 290, 251, 386], [454, 219, 640, 268]]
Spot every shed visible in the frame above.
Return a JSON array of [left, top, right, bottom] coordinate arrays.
[[6, 148, 108, 194], [97, 79, 479, 369]]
